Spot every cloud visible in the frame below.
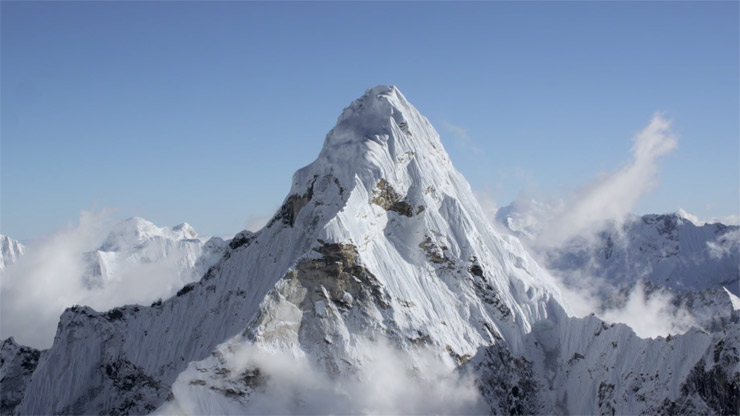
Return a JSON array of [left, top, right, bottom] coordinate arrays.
[[0, 210, 114, 347], [161, 339, 486, 415], [551, 264, 697, 338], [442, 121, 482, 154], [707, 228, 740, 259], [0, 210, 209, 349], [676, 208, 702, 226], [599, 282, 696, 338], [530, 113, 677, 247], [676, 208, 739, 227], [707, 215, 740, 226]]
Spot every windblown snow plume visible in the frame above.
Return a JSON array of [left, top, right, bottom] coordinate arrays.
[[499, 114, 677, 248], [492, 115, 740, 338], [542, 114, 676, 246]]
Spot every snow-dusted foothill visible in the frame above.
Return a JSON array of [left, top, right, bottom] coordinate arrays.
[[2, 86, 738, 415]]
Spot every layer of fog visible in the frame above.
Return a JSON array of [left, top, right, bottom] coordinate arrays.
[[160, 340, 486, 415], [0, 210, 207, 349]]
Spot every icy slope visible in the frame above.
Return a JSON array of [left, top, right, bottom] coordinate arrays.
[[0, 235, 24, 271], [13, 86, 567, 414]]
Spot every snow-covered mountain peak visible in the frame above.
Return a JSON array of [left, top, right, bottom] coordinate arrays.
[[171, 222, 197, 239], [260, 86, 567, 353], [308, 85, 452, 194], [99, 217, 198, 252]]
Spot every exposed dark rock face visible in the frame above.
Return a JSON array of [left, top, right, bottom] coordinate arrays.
[[242, 241, 398, 377], [472, 343, 543, 415], [672, 349, 740, 416], [419, 236, 451, 265], [229, 230, 256, 250], [468, 262, 512, 319], [268, 177, 317, 228], [371, 178, 414, 217], [0, 338, 41, 415], [298, 242, 390, 310], [94, 358, 165, 416], [598, 382, 616, 416]]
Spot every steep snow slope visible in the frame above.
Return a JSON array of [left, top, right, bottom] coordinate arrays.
[[0, 235, 24, 271], [13, 86, 567, 414], [475, 301, 739, 415]]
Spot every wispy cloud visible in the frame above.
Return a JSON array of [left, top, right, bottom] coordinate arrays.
[[537, 113, 677, 247], [442, 121, 482, 154]]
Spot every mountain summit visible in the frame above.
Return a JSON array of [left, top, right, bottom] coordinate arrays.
[[5, 87, 738, 415], [10, 85, 565, 414]]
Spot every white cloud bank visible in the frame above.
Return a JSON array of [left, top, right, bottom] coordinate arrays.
[[160, 340, 486, 415]]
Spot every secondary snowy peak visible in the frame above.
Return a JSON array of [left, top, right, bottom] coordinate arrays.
[[82, 217, 222, 296], [99, 217, 198, 252], [0, 235, 24, 271]]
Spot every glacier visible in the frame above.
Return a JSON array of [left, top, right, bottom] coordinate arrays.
[[2, 86, 738, 415]]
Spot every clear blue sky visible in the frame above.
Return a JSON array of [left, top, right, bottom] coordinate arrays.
[[2, 1, 738, 240]]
